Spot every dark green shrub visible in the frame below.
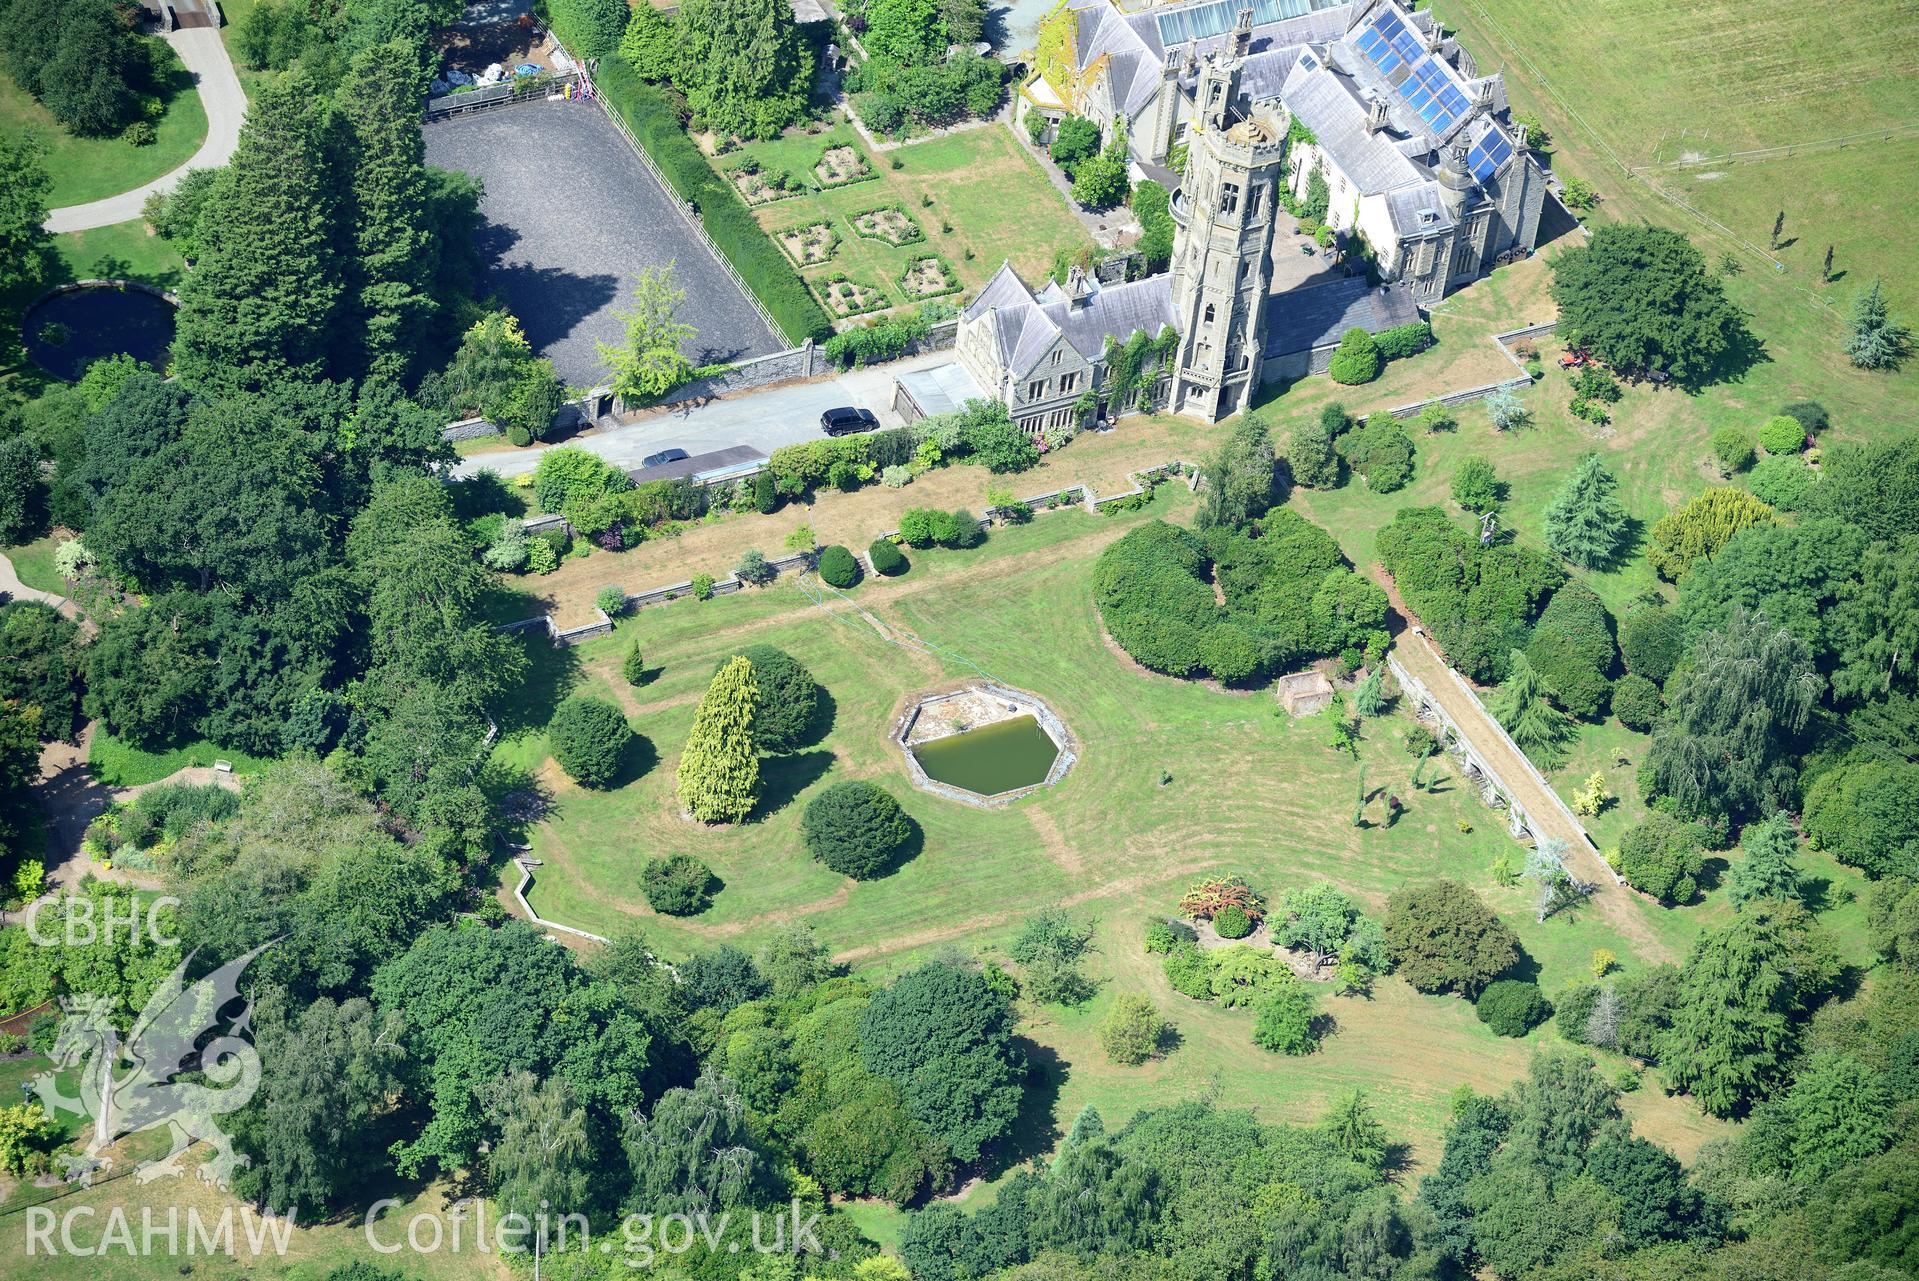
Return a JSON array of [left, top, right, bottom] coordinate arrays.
[[1804, 751, 1919, 879], [753, 470, 779, 513], [642, 855, 716, 915], [1213, 904, 1253, 939], [621, 641, 646, 686], [1373, 322, 1434, 361], [1336, 415, 1415, 492], [1779, 400, 1829, 434], [1618, 812, 1706, 903], [1523, 581, 1617, 718], [717, 644, 818, 753], [1162, 940, 1215, 999], [1327, 328, 1382, 385], [1747, 455, 1814, 509], [802, 780, 913, 878], [1554, 982, 1602, 1043], [1377, 507, 1562, 685], [945, 509, 985, 549], [1143, 920, 1176, 953], [1475, 980, 1553, 1036], [868, 539, 907, 576], [549, 695, 633, 788], [817, 544, 860, 587], [1619, 605, 1683, 683], [593, 61, 831, 342], [1612, 673, 1661, 730]]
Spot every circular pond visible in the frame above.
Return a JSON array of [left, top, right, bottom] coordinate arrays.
[[895, 685, 1075, 806], [22, 284, 176, 382]]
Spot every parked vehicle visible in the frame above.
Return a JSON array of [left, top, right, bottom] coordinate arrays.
[[820, 407, 878, 436], [641, 448, 690, 468]]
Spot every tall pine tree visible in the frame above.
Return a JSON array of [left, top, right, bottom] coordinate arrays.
[[677, 656, 760, 823], [1489, 650, 1574, 766], [1726, 811, 1803, 909], [337, 39, 438, 384], [1844, 279, 1912, 370], [1542, 453, 1629, 569], [172, 70, 345, 394]]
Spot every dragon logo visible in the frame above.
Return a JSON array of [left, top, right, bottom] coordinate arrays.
[[32, 944, 270, 1190]]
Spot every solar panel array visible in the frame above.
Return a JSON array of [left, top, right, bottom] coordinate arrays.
[[1351, 7, 1472, 135], [1467, 126, 1513, 181], [1153, 0, 1340, 48]]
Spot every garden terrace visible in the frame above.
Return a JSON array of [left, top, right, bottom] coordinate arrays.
[[488, 487, 1761, 1181]]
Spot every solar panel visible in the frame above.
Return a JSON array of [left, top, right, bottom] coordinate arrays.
[[1356, 7, 1475, 135], [1467, 127, 1513, 181]]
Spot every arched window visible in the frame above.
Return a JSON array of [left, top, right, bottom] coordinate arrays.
[[1203, 303, 1216, 325]]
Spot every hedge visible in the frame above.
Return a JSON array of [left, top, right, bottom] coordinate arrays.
[[593, 58, 831, 344], [1374, 322, 1434, 361]]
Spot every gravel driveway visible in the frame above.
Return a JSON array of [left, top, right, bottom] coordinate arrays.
[[423, 99, 781, 387]]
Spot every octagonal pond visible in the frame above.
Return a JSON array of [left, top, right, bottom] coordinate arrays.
[[912, 715, 1060, 796]]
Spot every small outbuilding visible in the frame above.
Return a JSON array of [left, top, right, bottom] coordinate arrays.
[[1277, 670, 1336, 717]]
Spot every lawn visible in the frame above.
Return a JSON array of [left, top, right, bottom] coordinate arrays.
[[712, 118, 1091, 326], [0, 43, 208, 209], [2, 531, 68, 595], [87, 731, 273, 788], [492, 481, 1767, 1175]]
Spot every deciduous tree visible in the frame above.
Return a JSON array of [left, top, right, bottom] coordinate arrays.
[[599, 264, 697, 402]]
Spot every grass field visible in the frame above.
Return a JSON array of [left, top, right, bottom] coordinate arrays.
[[0, 43, 208, 209], [712, 119, 1090, 325], [2, 532, 67, 595], [491, 481, 1780, 1178], [87, 732, 272, 788]]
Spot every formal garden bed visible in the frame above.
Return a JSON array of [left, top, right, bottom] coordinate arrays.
[[814, 143, 875, 188], [898, 254, 961, 299], [777, 221, 841, 267], [815, 272, 890, 318], [728, 157, 804, 205], [851, 205, 923, 246]]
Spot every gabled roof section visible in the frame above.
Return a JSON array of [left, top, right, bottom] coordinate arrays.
[[962, 263, 1176, 378], [1038, 274, 1176, 364]]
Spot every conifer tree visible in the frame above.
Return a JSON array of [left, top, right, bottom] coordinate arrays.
[[172, 71, 344, 394], [1658, 904, 1825, 1116], [1726, 811, 1804, 909], [677, 656, 760, 822], [1844, 279, 1912, 370], [1542, 453, 1630, 569], [0, 131, 49, 297], [1488, 651, 1574, 765], [337, 39, 439, 384]]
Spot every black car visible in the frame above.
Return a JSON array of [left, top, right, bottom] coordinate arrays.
[[640, 447, 689, 469], [820, 407, 879, 436]]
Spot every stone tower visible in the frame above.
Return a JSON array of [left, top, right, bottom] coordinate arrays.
[[1167, 30, 1284, 422]]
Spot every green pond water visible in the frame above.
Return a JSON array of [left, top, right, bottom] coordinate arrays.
[[913, 715, 1059, 796]]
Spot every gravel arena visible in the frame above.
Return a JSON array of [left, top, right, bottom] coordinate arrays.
[[423, 98, 781, 387]]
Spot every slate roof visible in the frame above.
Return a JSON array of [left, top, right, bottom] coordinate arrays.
[[1263, 276, 1419, 356], [962, 263, 1177, 379]]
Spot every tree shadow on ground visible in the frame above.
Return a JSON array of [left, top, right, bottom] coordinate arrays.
[[863, 813, 925, 880], [607, 731, 659, 790], [752, 749, 835, 820], [800, 685, 839, 749], [982, 1037, 1065, 1181], [493, 636, 583, 738], [1699, 320, 1772, 388]]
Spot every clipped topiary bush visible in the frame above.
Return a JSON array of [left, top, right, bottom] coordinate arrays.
[[1757, 414, 1808, 455], [869, 538, 908, 576], [549, 695, 634, 788], [1475, 979, 1553, 1037], [802, 780, 913, 878], [1212, 904, 1254, 939], [642, 855, 717, 915], [1611, 672, 1662, 731], [1327, 328, 1383, 385], [817, 544, 860, 587]]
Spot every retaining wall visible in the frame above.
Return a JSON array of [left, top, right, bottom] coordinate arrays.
[[1387, 320, 1555, 420]]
